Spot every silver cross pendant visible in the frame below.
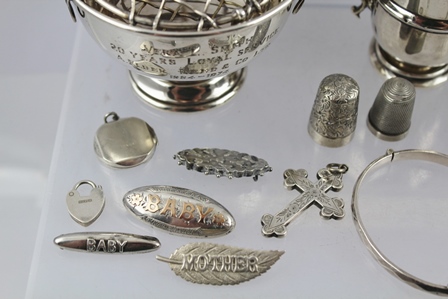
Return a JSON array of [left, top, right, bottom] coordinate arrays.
[[261, 164, 348, 238]]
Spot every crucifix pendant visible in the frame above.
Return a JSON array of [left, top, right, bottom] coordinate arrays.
[[261, 164, 348, 238]]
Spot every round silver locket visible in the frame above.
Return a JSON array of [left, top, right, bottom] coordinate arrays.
[[94, 112, 158, 168]]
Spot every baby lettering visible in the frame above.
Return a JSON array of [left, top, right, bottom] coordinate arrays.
[[130, 194, 226, 225], [86, 238, 127, 253]]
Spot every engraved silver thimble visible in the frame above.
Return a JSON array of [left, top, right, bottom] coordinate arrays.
[[367, 77, 416, 141], [308, 74, 360, 147]]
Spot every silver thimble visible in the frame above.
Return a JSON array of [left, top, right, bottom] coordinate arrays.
[[367, 77, 416, 141], [308, 74, 360, 147]]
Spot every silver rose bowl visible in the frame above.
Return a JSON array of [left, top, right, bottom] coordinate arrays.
[[354, 0, 448, 87], [66, 0, 304, 111]]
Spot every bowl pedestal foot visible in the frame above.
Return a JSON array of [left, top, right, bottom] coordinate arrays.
[[129, 68, 247, 112]]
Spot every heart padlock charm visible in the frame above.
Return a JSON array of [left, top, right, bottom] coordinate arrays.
[[66, 180, 105, 226]]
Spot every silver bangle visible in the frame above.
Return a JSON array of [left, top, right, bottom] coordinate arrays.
[[352, 149, 448, 296]]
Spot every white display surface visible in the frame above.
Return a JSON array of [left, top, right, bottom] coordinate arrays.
[[25, 3, 448, 299]]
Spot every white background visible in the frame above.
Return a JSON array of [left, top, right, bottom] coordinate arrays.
[[1, 0, 448, 298]]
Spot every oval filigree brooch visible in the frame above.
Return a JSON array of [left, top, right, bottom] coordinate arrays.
[[174, 148, 272, 181]]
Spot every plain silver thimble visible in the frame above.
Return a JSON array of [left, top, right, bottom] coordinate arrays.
[[308, 74, 360, 147], [367, 77, 416, 141]]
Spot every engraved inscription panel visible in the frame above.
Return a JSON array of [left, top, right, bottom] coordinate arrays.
[[107, 23, 282, 80]]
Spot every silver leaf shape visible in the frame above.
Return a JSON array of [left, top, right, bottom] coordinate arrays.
[[156, 243, 284, 285]]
